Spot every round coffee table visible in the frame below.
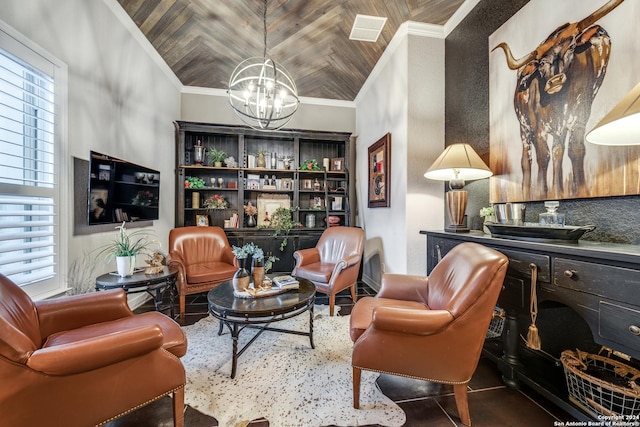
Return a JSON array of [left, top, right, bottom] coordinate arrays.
[[95, 266, 178, 318], [208, 277, 316, 378]]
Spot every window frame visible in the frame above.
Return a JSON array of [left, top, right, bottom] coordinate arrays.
[[0, 19, 68, 299]]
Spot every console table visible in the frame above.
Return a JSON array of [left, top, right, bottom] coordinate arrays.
[[421, 230, 640, 421]]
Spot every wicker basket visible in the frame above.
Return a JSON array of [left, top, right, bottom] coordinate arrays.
[[560, 349, 640, 417], [486, 306, 505, 339]]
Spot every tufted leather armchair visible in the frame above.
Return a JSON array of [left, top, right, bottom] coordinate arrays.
[[168, 226, 238, 320], [349, 242, 508, 426], [0, 274, 187, 427], [292, 226, 365, 316]]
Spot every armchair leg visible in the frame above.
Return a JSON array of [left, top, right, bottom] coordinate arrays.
[[353, 366, 361, 409], [329, 294, 335, 316], [453, 383, 471, 426], [173, 387, 185, 427], [179, 295, 186, 321], [350, 283, 357, 303]]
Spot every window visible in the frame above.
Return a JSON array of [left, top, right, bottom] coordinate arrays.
[[0, 22, 67, 298]]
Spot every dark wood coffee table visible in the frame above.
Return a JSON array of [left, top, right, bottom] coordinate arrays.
[[207, 277, 316, 378]]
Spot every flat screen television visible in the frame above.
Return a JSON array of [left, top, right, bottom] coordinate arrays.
[[87, 151, 160, 225]]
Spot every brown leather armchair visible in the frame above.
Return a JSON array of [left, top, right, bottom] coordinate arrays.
[[349, 242, 508, 426], [0, 274, 187, 427], [168, 226, 238, 320], [292, 226, 365, 316]]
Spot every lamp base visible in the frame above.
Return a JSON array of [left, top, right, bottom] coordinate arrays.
[[445, 223, 470, 233]]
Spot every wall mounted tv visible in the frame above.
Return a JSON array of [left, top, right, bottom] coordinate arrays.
[[87, 151, 160, 225]]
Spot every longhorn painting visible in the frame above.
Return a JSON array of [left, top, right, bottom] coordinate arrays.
[[489, 0, 640, 203]]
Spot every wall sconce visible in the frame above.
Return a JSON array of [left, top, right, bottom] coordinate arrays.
[[586, 81, 640, 145], [424, 143, 492, 232]]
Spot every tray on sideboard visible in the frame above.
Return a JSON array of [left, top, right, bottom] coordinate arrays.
[[486, 223, 596, 243]]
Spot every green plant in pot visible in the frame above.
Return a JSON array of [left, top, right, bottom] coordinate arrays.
[[260, 206, 301, 251], [96, 222, 156, 277], [208, 147, 227, 167]]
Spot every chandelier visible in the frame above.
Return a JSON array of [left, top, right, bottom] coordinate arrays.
[[227, 0, 299, 130]]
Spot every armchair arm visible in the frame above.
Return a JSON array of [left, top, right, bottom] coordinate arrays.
[[27, 324, 164, 375], [36, 289, 133, 338], [376, 273, 429, 303], [293, 248, 320, 268], [331, 253, 361, 277], [167, 251, 187, 289], [371, 306, 453, 336]]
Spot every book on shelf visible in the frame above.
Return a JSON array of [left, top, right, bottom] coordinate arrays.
[[272, 275, 299, 290]]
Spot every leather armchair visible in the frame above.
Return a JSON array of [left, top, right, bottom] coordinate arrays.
[[292, 226, 365, 316], [0, 274, 187, 427], [349, 242, 508, 426], [168, 226, 238, 320]]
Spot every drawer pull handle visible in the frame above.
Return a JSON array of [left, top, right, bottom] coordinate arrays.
[[564, 270, 577, 278], [629, 325, 640, 336]]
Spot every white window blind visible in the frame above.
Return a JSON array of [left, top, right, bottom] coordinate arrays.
[[0, 45, 57, 287]]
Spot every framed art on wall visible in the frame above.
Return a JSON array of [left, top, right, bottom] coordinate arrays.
[[368, 133, 391, 208]]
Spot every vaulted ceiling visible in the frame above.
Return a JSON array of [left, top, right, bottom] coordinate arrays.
[[117, 0, 466, 101]]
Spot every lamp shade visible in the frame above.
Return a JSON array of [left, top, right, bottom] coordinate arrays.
[[424, 143, 493, 181], [586, 81, 640, 145]]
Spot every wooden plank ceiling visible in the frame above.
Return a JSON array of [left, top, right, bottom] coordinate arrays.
[[117, 0, 465, 101]]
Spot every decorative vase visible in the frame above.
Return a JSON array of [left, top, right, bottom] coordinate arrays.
[[252, 257, 265, 288], [232, 258, 250, 293], [246, 215, 256, 228], [483, 215, 496, 234], [116, 255, 135, 277], [257, 152, 266, 168]]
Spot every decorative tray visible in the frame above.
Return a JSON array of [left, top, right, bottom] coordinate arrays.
[[486, 223, 596, 243]]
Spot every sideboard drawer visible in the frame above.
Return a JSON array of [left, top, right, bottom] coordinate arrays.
[[554, 258, 640, 302], [497, 249, 550, 283], [599, 301, 640, 353]]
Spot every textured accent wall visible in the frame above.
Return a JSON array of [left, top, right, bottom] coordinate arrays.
[[445, 0, 640, 244]]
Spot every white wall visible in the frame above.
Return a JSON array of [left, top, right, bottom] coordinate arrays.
[[2, 0, 181, 298], [355, 26, 445, 278], [181, 88, 356, 133]]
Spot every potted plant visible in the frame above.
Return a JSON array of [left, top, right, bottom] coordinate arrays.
[[96, 222, 156, 277], [208, 148, 227, 167], [480, 206, 496, 234], [260, 206, 301, 251], [203, 194, 228, 210]]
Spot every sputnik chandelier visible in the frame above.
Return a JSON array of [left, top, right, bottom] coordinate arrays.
[[227, 0, 299, 130]]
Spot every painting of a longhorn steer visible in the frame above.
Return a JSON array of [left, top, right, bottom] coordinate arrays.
[[493, 0, 623, 200]]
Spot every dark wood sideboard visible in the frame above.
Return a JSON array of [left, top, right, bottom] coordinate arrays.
[[421, 230, 640, 421]]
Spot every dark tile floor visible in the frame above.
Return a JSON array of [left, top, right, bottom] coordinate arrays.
[[109, 283, 576, 427]]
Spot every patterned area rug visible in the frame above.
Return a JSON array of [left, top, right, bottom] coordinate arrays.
[[181, 305, 406, 427]]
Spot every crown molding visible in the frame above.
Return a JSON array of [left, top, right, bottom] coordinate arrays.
[[103, 0, 182, 91], [181, 86, 355, 109], [444, 0, 482, 37], [354, 21, 444, 105]]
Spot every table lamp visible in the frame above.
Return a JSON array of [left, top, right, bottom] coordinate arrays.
[[424, 143, 493, 232], [586, 81, 640, 145]]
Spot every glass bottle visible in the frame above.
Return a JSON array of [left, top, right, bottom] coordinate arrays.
[[539, 201, 565, 227]]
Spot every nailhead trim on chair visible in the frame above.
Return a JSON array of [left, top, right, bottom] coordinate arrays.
[[352, 364, 471, 385], [96, 385, 185, 426]]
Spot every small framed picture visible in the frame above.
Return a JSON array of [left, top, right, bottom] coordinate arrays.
[[331, 157, 345, 171], [302, 179, 313, 190], [311, 196, 323, 209], [282, 178, 293, 190], [196, 214, 209, 227]]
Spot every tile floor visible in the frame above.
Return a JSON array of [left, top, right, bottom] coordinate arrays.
[[108, 283, 576, 426]]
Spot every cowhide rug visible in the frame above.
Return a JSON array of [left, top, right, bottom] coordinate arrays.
[[181, 305, 406, 427]]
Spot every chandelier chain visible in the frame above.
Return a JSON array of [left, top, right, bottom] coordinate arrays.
[[263, 0, 267, 58]]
